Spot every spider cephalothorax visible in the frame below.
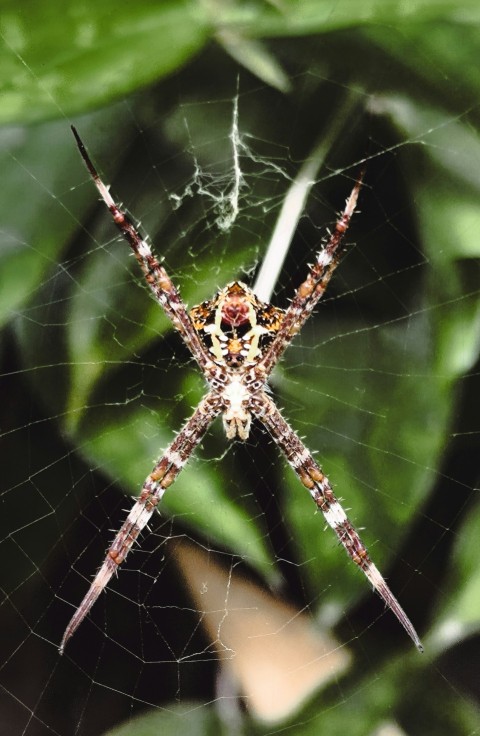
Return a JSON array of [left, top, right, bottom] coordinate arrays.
[[60, 126, 423, 654], [189, 282, 285, 439]]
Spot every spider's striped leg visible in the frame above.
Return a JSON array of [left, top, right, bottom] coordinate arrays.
[[252, 392, 423, 652], [71, 126, 215, 378], [60, 392, 222, 654], [258, 171, 364, 379]]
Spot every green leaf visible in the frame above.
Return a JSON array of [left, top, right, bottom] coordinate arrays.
[[0, 0, 209, 124], [209, 0, 480, 38], [434, 503, 480, 645], [103, 701, 221, 736], [279, 310, 447, 608]]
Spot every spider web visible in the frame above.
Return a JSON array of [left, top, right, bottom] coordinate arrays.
[[1, 20, 480, 736]]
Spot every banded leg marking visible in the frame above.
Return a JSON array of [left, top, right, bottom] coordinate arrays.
[[259, 171, 364, 378], [252, 392, 423, 652], [60, 393, 221, 653], [71, 125, 214, 377]]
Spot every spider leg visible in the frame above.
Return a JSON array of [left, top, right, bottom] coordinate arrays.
[[71, 126, 215, 377], [258, 170, 364, 379], [59, 392, 222, 653], [252, 392, 423, 652]]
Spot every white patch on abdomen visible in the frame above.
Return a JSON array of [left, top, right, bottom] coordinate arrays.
[[222, 375, 251, 439]]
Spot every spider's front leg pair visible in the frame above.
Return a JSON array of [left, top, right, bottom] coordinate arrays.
[[60, 127, 422, 654]]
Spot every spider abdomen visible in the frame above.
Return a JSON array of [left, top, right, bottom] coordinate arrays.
[[221, 374, 252, 440], [189, 281, 285, 367]]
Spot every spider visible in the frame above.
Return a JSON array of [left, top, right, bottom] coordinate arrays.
[[60, 126, 423, 654]]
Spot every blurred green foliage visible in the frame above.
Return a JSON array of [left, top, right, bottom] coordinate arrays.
[[1, 1, 479, 735]]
